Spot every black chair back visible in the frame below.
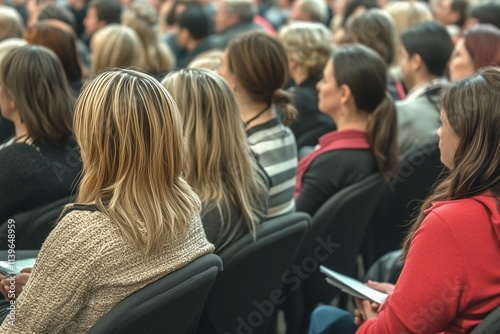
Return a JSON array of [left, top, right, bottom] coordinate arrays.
[[87, 253, 223, 334], [198, 212, 310, 334], [0, 197, 71, 250], [470, 306, 500, 334]]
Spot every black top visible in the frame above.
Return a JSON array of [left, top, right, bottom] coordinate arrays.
[[0, 138, 82, 222], [295, 149, 377, 217], [289, 76, 336, 149]]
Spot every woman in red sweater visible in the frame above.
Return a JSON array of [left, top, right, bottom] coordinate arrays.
[[309, 66, 500, 333]]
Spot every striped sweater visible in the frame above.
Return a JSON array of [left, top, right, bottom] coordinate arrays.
[[246, 117, 298, 218]]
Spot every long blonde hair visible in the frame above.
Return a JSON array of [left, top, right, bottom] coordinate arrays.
[[74, 69, 200, 254], [162, 69, 267, 239], [122, 2, 175, 74]]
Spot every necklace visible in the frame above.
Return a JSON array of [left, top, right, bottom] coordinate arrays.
[[244, 105, 271, 128], [15, 133, 29, 143]]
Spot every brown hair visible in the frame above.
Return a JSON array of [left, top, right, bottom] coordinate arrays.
[[0, 45, 74, 146], [343, 8, 397, 66], [402, 66, 500, 259], [25, 20, 84, 84], [226, 31, 297, 126], [333, 44, 398, 175], [463, 24, 500, 71]]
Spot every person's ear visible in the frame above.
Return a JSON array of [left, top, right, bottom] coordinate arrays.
[[339, 84, 352, 105], [410, 53, 423, 72]]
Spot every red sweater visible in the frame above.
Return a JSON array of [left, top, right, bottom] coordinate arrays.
[[358, 194, 500, 333]]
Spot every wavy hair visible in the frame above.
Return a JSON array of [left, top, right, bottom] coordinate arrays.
[[162, 69, 267, 242], [226, 31, 297, 126], [122, 1, 175, 74], [74, 69, 201, 254], [403, 67, 500, 259]]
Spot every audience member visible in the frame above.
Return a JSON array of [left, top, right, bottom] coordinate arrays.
[[433, 0, 468, 30], [397, 22, 453, 154], [0, 45, 81, 223], [162, 68, 268, 252], [219, 31, 298, 218], [90, 24, 145, 75], [449, 24, 500, 81], [66, 0, 88, 38], [279, 22, 336, 150], [122, 1, 175, 77], [342, 9, 405, 100], [288, 0, 328, 24], [175, 4, 215, 68], [211, 0, 264, 49], [308, 66, 500, 334], [25, 0, 54, 26], [464, 1, 500, 30], [83, 0, 121, 44], [333, 0, 378, 45], [0, 68, 214, 332], [0, 5, 24, 41], [25, 20, 86, 94], [187, 49, 223, 71], [295, 44, 398, 217], [384, 1, 433, 40]]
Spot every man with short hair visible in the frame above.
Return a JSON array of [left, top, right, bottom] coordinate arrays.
[[288, 0, 328, 24], [176, 4, 215, 68], [83, 0, 121, 38], [397, 22, 454, 154], [211, 0, 263, 49]]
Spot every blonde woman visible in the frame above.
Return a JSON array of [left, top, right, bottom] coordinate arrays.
[[0, 69, 213, 333], [162, 69, 268, 252], [122, 1, 175, 77], [90, 24, 144, 75], [279, 21, 336, 150]]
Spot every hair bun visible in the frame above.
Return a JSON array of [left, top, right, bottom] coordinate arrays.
[[272, 88, 293, 105]]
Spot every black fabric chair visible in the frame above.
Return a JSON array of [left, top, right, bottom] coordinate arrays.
[[198, 212, 311, 334], [284, 173, 386, 334], [363, 249, 403, 285], [87, 253, 223, 334], [470, 306, 500, 334], [368, 138, 445, 263], [0, 197, 72, 250]]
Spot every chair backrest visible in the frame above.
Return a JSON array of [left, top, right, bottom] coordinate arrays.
[[0, 197, 72, 250], [470, 306, 500, 334], [298, 173, 386, 306], [198, 212, 310, 334], [370, 138, 444, 260], [87, 253, 223, 334]]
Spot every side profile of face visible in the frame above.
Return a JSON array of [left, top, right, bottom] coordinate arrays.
[[437, 109, 460, 170], [398, 45, 415, 90], [84, 6, 105, 36], [214, 1, 232, 33], [317, 59, 342, 117], [434, 0, 458, 26], [449, 38, 475, 81]]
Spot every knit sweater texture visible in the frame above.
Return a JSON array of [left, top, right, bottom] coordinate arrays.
[[0, 208, 214, 333]]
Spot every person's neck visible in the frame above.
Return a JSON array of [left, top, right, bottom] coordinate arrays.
[[291, 66, 309, 86], [334, 111, 369, 132], [239, 100, 275, 130], [13, 121, 29, 143]]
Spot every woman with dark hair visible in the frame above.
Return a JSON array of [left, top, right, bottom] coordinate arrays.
[[25, 20, 86, 94], [218, 31, 298, 219], [295, 44, 398, 217], [449, 24, 500, 81], [308, 66, 500, 333], [0, 45, 81, 222]]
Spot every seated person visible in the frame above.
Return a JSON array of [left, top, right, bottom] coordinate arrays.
[[162, 68, 268, 252], [218, 31, 298, 219], [309, 66, 500, 333], [0, 45, 81, 222], [0, 68, 214, 333], [397, 22, 453, 154], [279, 22, 336, 151], [295, 44, 398, 217]]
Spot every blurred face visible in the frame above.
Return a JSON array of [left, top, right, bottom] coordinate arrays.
[[434, 0, 458, 26], [437, 110, 460, 169], [218, 50, 237, 91], [449, 38, 475, 81], [84, 7, 105, 36], [289, 0, 310, 23], [176, 28, 190, 50], [214, 1, 233, 32], [317, 59, 341, 116], [332, 0, 347, 16], [399, 45, 415, 90]]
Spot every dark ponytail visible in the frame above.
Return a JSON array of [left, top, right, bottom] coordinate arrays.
[[367, 93, 398, 175], [273, 88, 297, 126]]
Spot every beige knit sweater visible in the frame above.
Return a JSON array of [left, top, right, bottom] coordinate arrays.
[[0, 208, 214, 333]]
